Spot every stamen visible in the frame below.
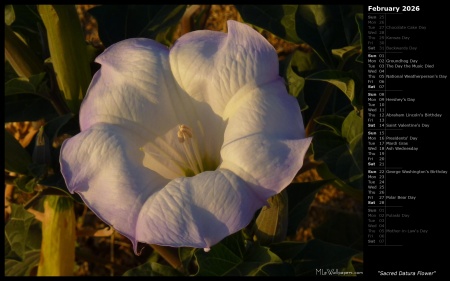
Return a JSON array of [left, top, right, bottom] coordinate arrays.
[[177, 125, 193, 143], [177, 124, 204, 175]]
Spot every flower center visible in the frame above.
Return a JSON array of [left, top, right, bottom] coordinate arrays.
[[177, 124, 204, 176]]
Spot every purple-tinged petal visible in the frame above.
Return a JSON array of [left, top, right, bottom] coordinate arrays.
[[60, 20, 312, 254], [60, 123, 169, 252], [80, 38, 176, 131], [135, 169, 265, 248], [79, 38, 224, 178], [169, 20, 279, 116], [220, 79, 312, 198]]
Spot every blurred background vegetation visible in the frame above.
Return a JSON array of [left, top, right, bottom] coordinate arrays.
[[5, 4, 363, 276]]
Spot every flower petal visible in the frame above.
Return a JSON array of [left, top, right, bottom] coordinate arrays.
[[60, 123, 169, 251], [220, 79, 312, 199], [81, 38, 174, 131], [60, 20, 312, 254], [135, 169, 265, 248], [170, 20, 279, 116], [80, 38, 224, 178]]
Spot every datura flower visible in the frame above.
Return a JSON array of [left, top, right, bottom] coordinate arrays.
[[60, 20, 312, 254]]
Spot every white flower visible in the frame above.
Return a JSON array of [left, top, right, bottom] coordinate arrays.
[[60, 20, 311, 254]]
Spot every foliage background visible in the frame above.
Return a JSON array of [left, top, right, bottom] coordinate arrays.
[[5, 4, 363, 276]]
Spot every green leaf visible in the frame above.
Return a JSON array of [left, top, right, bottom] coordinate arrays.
[[332, 45, 361, 65], [194, 231, 283, 276], [285, 60, 305, 104], [232, 242, 283, 276], [352, 252, 364, 273], [5, 203, 36, 261], [5, 77, 37, 95], [248, 262, 294, 276], [179, 247, 197, 275], [307, 70, 355, 103], [314, 115, 345, 135], [312, 209, 363, 251], [14, 175, 35, 193], [194, 232, 245, 276], [5, 5, 15, 25], [280, 52, 305, 110], [123, 261, 183, 276], [342, 110, 364, 178], [4, 235, 21, 262], [235, 5, 302, 43], [355, 13, 364, 63], [269, 241, 308, 260], [89, 5, 186, 48], [5, 129, 33, 174], [25, 221, 43, 252], [252, 190, 288, 245], [237, 5, 363, 67], [311, 130, 346, 161], [292, 5, 343, 66], [9, 5, 44, 51], [28, 163, 48, 179], [315, 163, 363, 200], [31, 128, 52, 170], [5, 250, 41, 276], [350, 65, 364, 111], [5, 73, 50, 110], [271, 240, 361, 275], [285, 180, 331, 236], [5, 93, 58, 123], [5, 60, 19, 82], [143, 5, 187, 46], [42, 113, 74, 142], [5, 23, 45, 78], [342, 110, 363, 144], [41, 113, 78, 175], [290, 48, 327, 77], [155, 22, 180, 47], [4, 73, 56, 122], [292, 239, 360, 276], [38, 174, 84, 203], [346, 134, 363, 189], [312, 131, 363, 192], [38, 5, 92, 114], [280, 49, 328, 112]]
